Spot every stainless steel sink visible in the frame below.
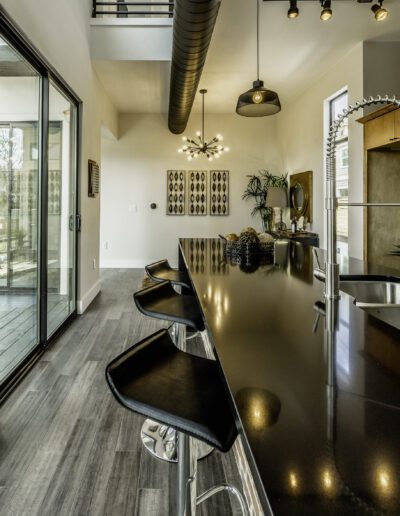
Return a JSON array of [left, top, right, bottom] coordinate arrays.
[[339, 278, 400, 329]]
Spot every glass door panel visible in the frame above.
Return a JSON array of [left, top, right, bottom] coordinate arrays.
[[47, 82, 76, 337], [0, 37, 40, 382]]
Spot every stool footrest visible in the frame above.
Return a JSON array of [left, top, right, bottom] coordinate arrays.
[[197, 483, 249, 516]]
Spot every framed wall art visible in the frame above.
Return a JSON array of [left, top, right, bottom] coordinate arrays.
[[167, 170, 186, 215], [210, 170, 229, 216], [188, 170, 207, 215]]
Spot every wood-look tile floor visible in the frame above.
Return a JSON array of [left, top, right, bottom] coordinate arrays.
[[0, 269, 243, 515]]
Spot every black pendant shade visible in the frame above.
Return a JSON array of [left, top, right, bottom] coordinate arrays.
[[237, 0, 281, 117], [236, 79, 281, 117]]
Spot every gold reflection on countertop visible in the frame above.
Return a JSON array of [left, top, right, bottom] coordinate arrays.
[[235, 388, 281, 432]]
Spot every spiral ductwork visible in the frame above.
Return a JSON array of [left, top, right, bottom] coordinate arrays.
[[168, 0, 221, 134]]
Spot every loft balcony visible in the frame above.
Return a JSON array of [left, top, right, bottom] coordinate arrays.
[[90, 1, 173, 61]]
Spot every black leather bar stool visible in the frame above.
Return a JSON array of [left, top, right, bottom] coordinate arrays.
[[133, 280, 212, 462], [145, 259, 191, 290], [134, 280, 204, 337], [106, 329, 249, 516]]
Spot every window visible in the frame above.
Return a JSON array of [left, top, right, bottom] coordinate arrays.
[[328, 90, 349, 248]]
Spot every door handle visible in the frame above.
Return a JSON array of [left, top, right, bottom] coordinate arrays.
[[69, 214, 81, 232]]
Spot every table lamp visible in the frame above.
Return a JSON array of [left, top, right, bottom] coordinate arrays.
[[266, 186, 288, 231]]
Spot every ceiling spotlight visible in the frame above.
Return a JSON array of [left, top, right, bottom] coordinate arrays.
[[320, 0, 332, 21], [287, 0, 299, 19], [371, 1, 388, 21]]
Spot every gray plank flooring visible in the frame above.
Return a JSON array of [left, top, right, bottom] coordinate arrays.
[[0, 269, 244, 515]]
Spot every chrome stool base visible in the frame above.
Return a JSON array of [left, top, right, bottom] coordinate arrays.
[[141, 419, 214, 463]]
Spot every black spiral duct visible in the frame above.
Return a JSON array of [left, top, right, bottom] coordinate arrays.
[[168, 0, 221, 134]]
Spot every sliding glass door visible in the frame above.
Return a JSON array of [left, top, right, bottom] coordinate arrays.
[[0, 39, 40, 382], [47, 83, 77, 337], [0, 17, 80, 389]]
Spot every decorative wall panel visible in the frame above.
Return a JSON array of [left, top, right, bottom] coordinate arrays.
[[166, 170, 186, 215], [188, 170, 207, 215], [210, 170, 229, 216]]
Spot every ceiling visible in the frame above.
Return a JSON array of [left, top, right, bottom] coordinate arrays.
[[93, 0, 400, 114]]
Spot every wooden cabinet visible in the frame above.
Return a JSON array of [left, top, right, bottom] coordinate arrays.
[[395, 109, 400, 141], [359, 105, 400, 150]]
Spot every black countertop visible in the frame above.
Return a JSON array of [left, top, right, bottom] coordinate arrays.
[[179, 238, 400, 516]]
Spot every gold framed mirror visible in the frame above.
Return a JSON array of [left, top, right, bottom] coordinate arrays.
[[290, 171, 313, 222]]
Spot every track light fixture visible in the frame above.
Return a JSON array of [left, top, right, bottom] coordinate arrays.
[[320, 0, 332, 21], [371, 0, 388, 21], [287, 0, 299, 19], [269, 1, 389, 23]]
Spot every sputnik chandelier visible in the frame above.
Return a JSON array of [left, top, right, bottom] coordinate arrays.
[[178, 89, 230, 161]]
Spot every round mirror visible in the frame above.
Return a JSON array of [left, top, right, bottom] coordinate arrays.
[[292, 183, 304, 212]]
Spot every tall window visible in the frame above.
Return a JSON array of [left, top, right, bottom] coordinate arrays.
[[329, 90, 348, 252]]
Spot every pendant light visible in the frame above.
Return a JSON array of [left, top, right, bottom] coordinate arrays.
[[178, 89, 230, 161], [236, 0, 281, 117]]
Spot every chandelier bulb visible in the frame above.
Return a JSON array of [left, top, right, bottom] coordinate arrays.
[[225, 147, 230, 152], [178, 149, 183, 154], [196, 131, 201, 137]]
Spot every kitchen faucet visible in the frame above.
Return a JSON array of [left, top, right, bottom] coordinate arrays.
[[314, 95, 400, 299]]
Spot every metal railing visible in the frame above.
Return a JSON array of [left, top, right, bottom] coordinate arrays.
[[92, 0, 174, 17]]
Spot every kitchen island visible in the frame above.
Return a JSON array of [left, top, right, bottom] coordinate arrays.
[[179, 238, 400, 516]]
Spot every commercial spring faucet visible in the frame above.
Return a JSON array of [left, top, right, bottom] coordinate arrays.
[[314, 95, 400, 299]]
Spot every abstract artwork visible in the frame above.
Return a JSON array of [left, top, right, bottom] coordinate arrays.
[[210, 170, 229, 216], [167, 170, 186, 215], [188, 170, 207, 216]]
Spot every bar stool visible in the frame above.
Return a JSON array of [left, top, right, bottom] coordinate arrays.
[[145, 259, 192, 290], [106, 328, 249, 516], [145, 260, 199, 343], [133, 280, 211, 462]]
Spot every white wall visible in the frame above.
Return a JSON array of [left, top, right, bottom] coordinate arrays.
[[1, 0, 119, 312], [276, 44, 364, 259], [100, 113, 282, 267]]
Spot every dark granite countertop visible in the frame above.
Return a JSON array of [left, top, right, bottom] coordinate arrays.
[[179, 238, 400, 516]]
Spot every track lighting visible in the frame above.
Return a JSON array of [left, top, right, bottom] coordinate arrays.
[[320, 0, 332, 21], [266, 0, 389, 23], [371, 1, 388, 22], [287, 0, 299, 19]]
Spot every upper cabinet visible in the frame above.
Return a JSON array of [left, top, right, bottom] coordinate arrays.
[[358, 105, 400, 150]]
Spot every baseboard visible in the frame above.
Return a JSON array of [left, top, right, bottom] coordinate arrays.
[[77, 280, 101, 314], [100, 259, 178, 269]]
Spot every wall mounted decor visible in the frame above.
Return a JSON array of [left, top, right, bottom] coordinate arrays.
[[188, 170, 207, 215], [210, 170, 229, 216], [290, 171, 313, 222], [88, 159, 100, 198], [166, 170, 186, 215]]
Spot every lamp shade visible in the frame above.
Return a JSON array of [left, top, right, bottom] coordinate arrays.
[[236, 80, 281, 117], [266, 186, 288, 208]]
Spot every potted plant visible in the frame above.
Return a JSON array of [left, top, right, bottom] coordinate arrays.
[[242, 170, 288, 231]]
